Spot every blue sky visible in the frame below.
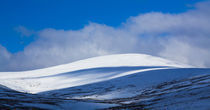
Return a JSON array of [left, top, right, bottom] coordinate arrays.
[[0, 0, 204, 53], [0, 0, 210, 71]]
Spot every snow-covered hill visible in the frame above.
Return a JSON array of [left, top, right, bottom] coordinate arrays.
[[0, 54, 209, 110], [0, 54, 191, 93]]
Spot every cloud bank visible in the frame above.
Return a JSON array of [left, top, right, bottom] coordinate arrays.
[[1, 1, 210, 71]]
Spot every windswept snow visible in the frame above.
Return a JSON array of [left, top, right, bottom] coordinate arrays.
[[0, 54, 190, 78], [0, 54, 191, 93], [0, 54, 210, 110]]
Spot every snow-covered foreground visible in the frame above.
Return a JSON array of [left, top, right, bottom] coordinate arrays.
[[0, 54, 210, 110]]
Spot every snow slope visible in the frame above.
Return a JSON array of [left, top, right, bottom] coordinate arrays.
[[0, 54, 191, 93], [0, 53, 210, 110]]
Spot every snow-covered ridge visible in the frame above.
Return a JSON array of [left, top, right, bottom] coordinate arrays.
[[0, 54, 191, 78], [0, 54, 191, 93]]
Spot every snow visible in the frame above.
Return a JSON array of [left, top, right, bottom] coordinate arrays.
[[0, 53, 191, 78], [64, 68, 210, 100], [0, 53, 209, 109], [0, 54, 191, 93]]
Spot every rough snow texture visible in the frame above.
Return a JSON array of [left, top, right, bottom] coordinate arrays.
[[0, 54, 209, 110]]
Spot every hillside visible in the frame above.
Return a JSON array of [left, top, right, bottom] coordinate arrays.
[[0, 54, 209, 110]]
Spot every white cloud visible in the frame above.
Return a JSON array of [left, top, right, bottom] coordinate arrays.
[[159, 39, 210, 67], [0, 45, 11, 71], [0, 1, 210, 71], [15, 26, 35, 37]]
